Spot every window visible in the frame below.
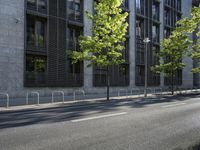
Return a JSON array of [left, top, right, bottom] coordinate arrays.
[[67, 27, 82, 51], [68, 0, 83, 22], [136, 19, 144, 38], [164, 9, 170, 25], [27, 15, 46, 51], [67, 27, 83, 86], [26, 55, 46, 72], [121, 0, 128, 9], [152, 2, 159, 21], [27, 0, 36, 8], [121, 39, 129, 62], [117, 64, 129, 86], [136, 66, 145, 85], [176, 14, 181, 22], [25, 55, 47, 86], [93, 67, 107, 86], [136, 0, 144, 14], [164, 28, 170, 38], [165, 0, 170, 5], [152, 46, 159, 65], [176, 0, 181, 11], [27, 0, 47, 12], [152, 24, 159, 43], [136, 51, 144, 65], [38, 0, 47, 10]]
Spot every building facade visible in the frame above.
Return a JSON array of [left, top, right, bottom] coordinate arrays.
[[0, 0, 198, 98]]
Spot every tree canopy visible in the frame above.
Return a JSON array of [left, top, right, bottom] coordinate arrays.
[[71, 0, 128, 68], [152, 6, 200, 76]]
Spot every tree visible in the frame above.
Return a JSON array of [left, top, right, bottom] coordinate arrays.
[[152, 6, 200, 95], [190, 7, 200, 73], [71, 0, 128, 100], [192, 30, 200, 72], [171, 6, 200, 73], [152, 32, 192, 95]]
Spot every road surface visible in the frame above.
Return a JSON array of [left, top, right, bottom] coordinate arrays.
[[1, 95, 200, 150]]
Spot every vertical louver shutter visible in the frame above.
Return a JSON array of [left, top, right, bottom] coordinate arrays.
[[48, 0, 67, 87]]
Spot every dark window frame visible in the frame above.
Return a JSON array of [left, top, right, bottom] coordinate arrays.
[[26, 15, 47, 52], [27, 0, 48, 13], [67, 0, 83, 23]]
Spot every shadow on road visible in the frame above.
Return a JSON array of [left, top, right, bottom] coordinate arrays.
[[175, 141, 200, 150], [0, 94, 199, 129]]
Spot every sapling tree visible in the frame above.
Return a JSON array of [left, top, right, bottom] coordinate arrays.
[[71, 0, 128, 100], [152, 31, 192, 95], [152, 6, 200, 94]]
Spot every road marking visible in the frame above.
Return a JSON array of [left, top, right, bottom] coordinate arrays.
[[71, 112, 128, 123], [161, 103, 186, 108]]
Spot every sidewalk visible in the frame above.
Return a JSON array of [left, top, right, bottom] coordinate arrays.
[[0, 88, 199, 110]]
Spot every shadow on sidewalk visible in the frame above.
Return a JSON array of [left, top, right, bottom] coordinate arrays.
[[0, 94, 199, 129]]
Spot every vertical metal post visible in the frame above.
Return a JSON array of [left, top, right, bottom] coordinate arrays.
[[144, 42, 147, 97], [143, 38, 150, 98], [52, 93, 54, 103], [6, 94, 9, 108], [73, 92, 75, 101], [62, 93, 65, 103], [26, 93, 28, 105], [0, 93, 9, 108], [107, 66, 110, 101]]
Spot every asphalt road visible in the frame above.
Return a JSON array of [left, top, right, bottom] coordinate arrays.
[[1, 95, 200, 150]]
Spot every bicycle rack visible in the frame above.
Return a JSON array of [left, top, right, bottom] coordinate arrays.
[[192, 87, 197, 92], [73, 89, 85, 101], [154, 88, 163, 95], [52, 91, 65, 103], [193, 87, 199, 92], [147, 88, 153, 94], [185, 88, 188, 94], [176, 87, 182, 95], [26, 92, 40, 105], [130, 88, 141, 95], [0, 92, 9, 108], [189, 87, 193, 93], [118, 89, 128, 97]]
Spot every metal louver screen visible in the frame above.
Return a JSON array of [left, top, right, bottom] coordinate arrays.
[[48, 0, 67, 87]]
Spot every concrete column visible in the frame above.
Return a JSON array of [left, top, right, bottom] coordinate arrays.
[[182, 0, 193, 88], [0, 0, 25, 96], [83, 0, 93, 90], [160, 0, 165, 87], [129, 0, 136, 88]]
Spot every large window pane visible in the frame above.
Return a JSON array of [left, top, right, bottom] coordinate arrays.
[[26, 55, 47, 85], [164, 28, 170, 38], [136, 0, 144, 14], [38, 0, 47, 10], [152, 2, 159, 21], [26, 55, 46, 72], [67, 27, 83, 86], [68, 0, 83, 22], [152, 25, 159, 43], [176, 0, 181, 11], [27, 17, 36, 48], [121, 0, 128, 9], [36, 21, 45, 48], [164, 9, 170, 25], [26, 15, 46, 51], [136, 19, 144, 38], [27, 0, 36, 8], [27, 0, 47, 12]]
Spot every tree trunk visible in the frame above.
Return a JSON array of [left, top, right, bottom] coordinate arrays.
[[171, 70, 174, 95], [106, 66, 110, 101]]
